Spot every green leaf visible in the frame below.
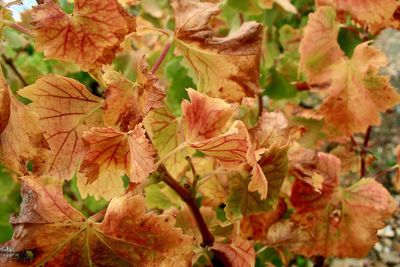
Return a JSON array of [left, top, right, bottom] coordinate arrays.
[[264, 69, 297, 99], [164, 56, 195, 116]]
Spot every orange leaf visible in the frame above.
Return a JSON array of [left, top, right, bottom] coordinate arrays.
[[0, 71, 49, 175], [290, 153, 397, 258], [300, 7, 400, 137], [212, 237, 256, 267], [317, 0, 400, 33], [103, 56, 165, 131], [19, 74, 103, 180], [32, 0, 136, 70], [0, 177, 193, 266], [182, 89, 235, 142], [189, 120, 249, 169], [78, 124, 156, 200]]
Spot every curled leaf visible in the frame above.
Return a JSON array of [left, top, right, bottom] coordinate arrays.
[[172, 0, 263, 102], [32, 0, 136, 70]]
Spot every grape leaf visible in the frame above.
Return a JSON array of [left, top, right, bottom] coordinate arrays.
[[171, 0, 263, 102], [31, 0, 136, 70], [212, 237, 256, 267], [300, 7, 400, 137], [225, 173, 275, 221], [0, 176, 193, 266], [290, 153, 397, 258], [182, 89, 235, 142], [144, 107, 190, 178], [78, 124, 156, 200], [240, 198, 287, 241], [316, 0, 399, 33], [103, 56, 165, 131], [189, 120, 249, 169], [18, 74, 103, 180], [0, 72, 49, 175], [264, 220, 311, 251]]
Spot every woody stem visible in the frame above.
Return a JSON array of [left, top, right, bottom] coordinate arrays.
[[158, 163, 215, 247]]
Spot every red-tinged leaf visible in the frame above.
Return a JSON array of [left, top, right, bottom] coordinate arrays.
[[212, 237, 256, 267], [0, 177, 193, 266], [317, 0, 399, 33], [78, 124, 156, 200], [171, 0, 263, 102], [127, 123, 157, 183], [31, 0, 136, 70], [103, 56, 165, 131], [264, 220, 311, 251], [290, 153, 397, 258], [0, 72, 49, 175], [182, 89, 235, 142], [299, 6, 343, 86], [0, 76, 10, 133], [300, 7, 400, 137], [189, 120, 249, 169], [144, 108, 190, 178], [18, 74, 103, 180], [240, 198, 287, 241]]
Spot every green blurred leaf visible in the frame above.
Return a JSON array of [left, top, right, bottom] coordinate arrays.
[[264, 69, 297, 99]]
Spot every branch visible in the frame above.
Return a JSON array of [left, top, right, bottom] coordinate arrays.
[[360, 126, 372, 178], [1, 55, 28, 86], [186, 156, 200, 193], [258, 94, 263, 117], [158, 163, 215, 247]]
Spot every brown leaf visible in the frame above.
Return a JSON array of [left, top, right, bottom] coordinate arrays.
[[172, 0, 263, 102], [0, 177, 193, 266], [212, 237, 256, 267], [32, 0, 136, 70]]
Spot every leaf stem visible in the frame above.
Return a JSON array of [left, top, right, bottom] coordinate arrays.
[[1, 55, 28, 86], [151, 38, 173, 74], [158, 163, 215, 247], [2, 20, 33, 37], [373, 164, 399, 181], [155, 142, 187, 167], [360, 126, 372, 178]]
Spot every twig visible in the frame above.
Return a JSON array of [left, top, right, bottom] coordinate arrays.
[[186, 156, 200, 192], [158, 163, 215, 247], [373, 164, 399, 181], [313, 255, 325, 267], [360, 126, 372, 178], [151, 38, 172, 74], [1, 55, 28, 86], [258, 94, 263, 117]]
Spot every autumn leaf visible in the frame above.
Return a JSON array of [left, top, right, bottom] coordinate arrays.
[[316, 0, 399, 33], [18, 74, 103, 180], [171, 0, 263, 102], [103, 56, 165, 131], [0, 71, 49, 175], [0, 177, 193, 266], [225, 172, 275, 221], [300, 7, 400, 137], [212, 237, 256, 267], [31, 0, 136, 70], [240, 198, 287, 241], [264, 220, 311, 251], [144, 107, 191, 178], [182, 89, 235, 142], [393, 145, 400, 191], [290, 153, 397, 258], [78, 124, 156, 200], [189, 120, 249, 169]]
